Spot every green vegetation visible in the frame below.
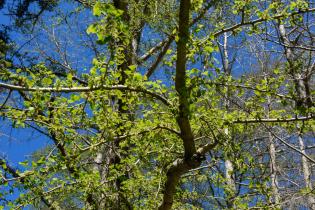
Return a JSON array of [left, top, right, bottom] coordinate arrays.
[[0, 0, 314, 209]]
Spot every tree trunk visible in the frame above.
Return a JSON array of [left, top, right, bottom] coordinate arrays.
[[265, 73, 280, 206], [268, 132, 280, 205], [276, 7, 314, 209], [91, 1, 141, 208], [298, 132, 315, 209], [159, 0, 198, 209], [222, 32, 236, 208]]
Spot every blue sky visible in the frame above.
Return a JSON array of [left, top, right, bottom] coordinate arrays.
[[0, 2, 97, 206], [1, 1, 314, 209], [0, 1, 95, 169]]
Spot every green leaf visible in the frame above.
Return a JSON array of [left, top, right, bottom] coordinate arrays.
[[86, 24, 97, 34], [204, 46, 214, 53], [67, 73, 73, 82], [19, 161, 28, 167], [1, 163, 7, 170], [42, 77, 52, 85], [93, 2, 102, 16], [128, 65, 137, 71]]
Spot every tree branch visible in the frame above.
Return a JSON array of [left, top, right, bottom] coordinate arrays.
[[0, 159, 53, 208], [145, 39, 172, 78], [140, 0, 217, 76], [0, 82, 170, 106], [233, 115, 314, 124], [268, 131, 315, 164], [203, 8, 315, 42]]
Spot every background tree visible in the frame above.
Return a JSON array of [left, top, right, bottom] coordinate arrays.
[[0, 0, 314, 209]]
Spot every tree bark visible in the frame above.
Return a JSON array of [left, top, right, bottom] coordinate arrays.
[[276, 7, 314, 209], [91, 1, 140, 208], [268, 131, 280, 205], [174, 0, 196, 159], [265, 72, 280, 206], [222, 32, 236, 208], [159, 0, 198, 209], [298, 132, 315, 209]]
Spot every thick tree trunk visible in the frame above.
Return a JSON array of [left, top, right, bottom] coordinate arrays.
[[159, 0, 197, 209]]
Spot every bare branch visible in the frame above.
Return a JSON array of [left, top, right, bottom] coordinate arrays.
[[233, 115, 314, 124], [0, 82, 170, 106]]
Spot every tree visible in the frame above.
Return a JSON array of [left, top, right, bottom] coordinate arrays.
[[0, 0, 314, 209]]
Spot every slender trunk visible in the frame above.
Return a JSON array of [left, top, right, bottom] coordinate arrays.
[[278, 24, 312, 108], [224, 129, 236, 208], [298, 132, 315, 208], [276, 8, 314, 208], [223, 32, 230, 75], [268, 132, 280, 205], [224, 158, 236, 205], [222, 32, 236, 208], [265, 74, 280, 206]]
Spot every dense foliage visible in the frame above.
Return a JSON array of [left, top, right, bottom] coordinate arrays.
[[0, 0, 314, 209]]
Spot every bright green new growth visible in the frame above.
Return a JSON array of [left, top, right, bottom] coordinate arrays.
[[0, 0, 314, 209]]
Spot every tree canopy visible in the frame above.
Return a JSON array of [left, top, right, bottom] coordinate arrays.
[[0, 0, 314, 209]]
